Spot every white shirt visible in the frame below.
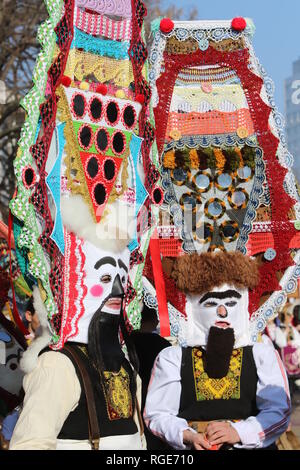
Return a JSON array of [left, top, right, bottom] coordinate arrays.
[[9, 351, 144, 450], [144, 343, 291, 450], [267, 324, 288, 349], [269, 324, 300, 349], [290, 326, 300, 348]]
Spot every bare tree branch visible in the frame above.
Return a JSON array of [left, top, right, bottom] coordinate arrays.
[[0, 0, 47, 222]]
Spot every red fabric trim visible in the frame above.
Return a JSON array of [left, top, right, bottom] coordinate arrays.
[[129, 0, 158, 240], [143, 249, 186, 318], [158, 238, 182, 257], [75, 8, 132, 41], [290, 233, 300, 248], [53, 233, 87, 349], [247, 231, 300, 255], [149, 234, 170, 337], [154, 46, 297, 315]]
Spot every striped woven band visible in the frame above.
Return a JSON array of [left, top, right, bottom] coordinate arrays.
[[75, 7, 132, 41]]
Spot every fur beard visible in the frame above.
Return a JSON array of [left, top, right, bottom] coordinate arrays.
[[204, 326, 235, 379], [88, 310, 124, 373]]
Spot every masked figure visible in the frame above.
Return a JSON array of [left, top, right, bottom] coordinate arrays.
[[0, 313, 27, 419], [144, 251, 291, 450], [10, 242, 144, 450]]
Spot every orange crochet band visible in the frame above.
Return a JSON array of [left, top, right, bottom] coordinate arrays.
[[166, 109, 255, 139]]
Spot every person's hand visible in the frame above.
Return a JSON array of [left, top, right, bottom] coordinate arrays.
[[206, 421, 240, 446], [183, 429, 213, 450]]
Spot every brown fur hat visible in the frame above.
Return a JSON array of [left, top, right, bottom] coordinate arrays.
[[171, 251, 259, 295]]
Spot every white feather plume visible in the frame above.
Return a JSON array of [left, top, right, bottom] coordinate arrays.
[[61, 194, 133, 252]]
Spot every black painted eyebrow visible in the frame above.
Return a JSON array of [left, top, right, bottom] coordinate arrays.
[[118, 259, 128, 273], [94, 256, 116, 270], [200, 290, 242, 304]]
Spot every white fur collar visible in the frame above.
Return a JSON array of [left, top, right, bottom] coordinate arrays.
[[20, 287, 51, 374]]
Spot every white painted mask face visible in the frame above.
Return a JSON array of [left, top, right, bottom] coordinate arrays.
[[69, 242, 130, 344], [185, 284, 251, 348]]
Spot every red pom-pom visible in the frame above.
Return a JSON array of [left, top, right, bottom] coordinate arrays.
[[135, 94, 145, 105], [61, 75, 71, 87], [231, 17, 247, 31], [96, 84, 108, 95], [160, 18, 174, 34]]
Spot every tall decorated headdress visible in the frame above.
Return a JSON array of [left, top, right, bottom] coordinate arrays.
[[143, 17, 300, 343], [9, 0, 160, 369]]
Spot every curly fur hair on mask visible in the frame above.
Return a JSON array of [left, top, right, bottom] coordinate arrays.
[[20, 287, 52, 374], [61, 194, 133, 253], [171, 251, 259, 295]]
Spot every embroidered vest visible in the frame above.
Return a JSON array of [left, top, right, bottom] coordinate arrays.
[[178, 346, 258, 422], [42, 344, 138, 440]]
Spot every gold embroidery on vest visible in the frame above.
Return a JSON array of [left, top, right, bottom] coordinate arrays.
[[192, 348, 243, 401], [77, 346, 133, 420], [103, 367, 133, 420]]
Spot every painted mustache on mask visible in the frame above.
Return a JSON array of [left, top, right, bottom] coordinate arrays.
[[98, 274, 125, 314]]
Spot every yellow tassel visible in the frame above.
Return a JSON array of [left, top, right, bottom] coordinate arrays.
[[189, 149, 199, 169], [163, 150, 176, 169], [234, 147, 244, 168], [213, 148, 226, 171]]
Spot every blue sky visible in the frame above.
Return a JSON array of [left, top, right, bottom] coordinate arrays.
[[162, 0, 300, 115]]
